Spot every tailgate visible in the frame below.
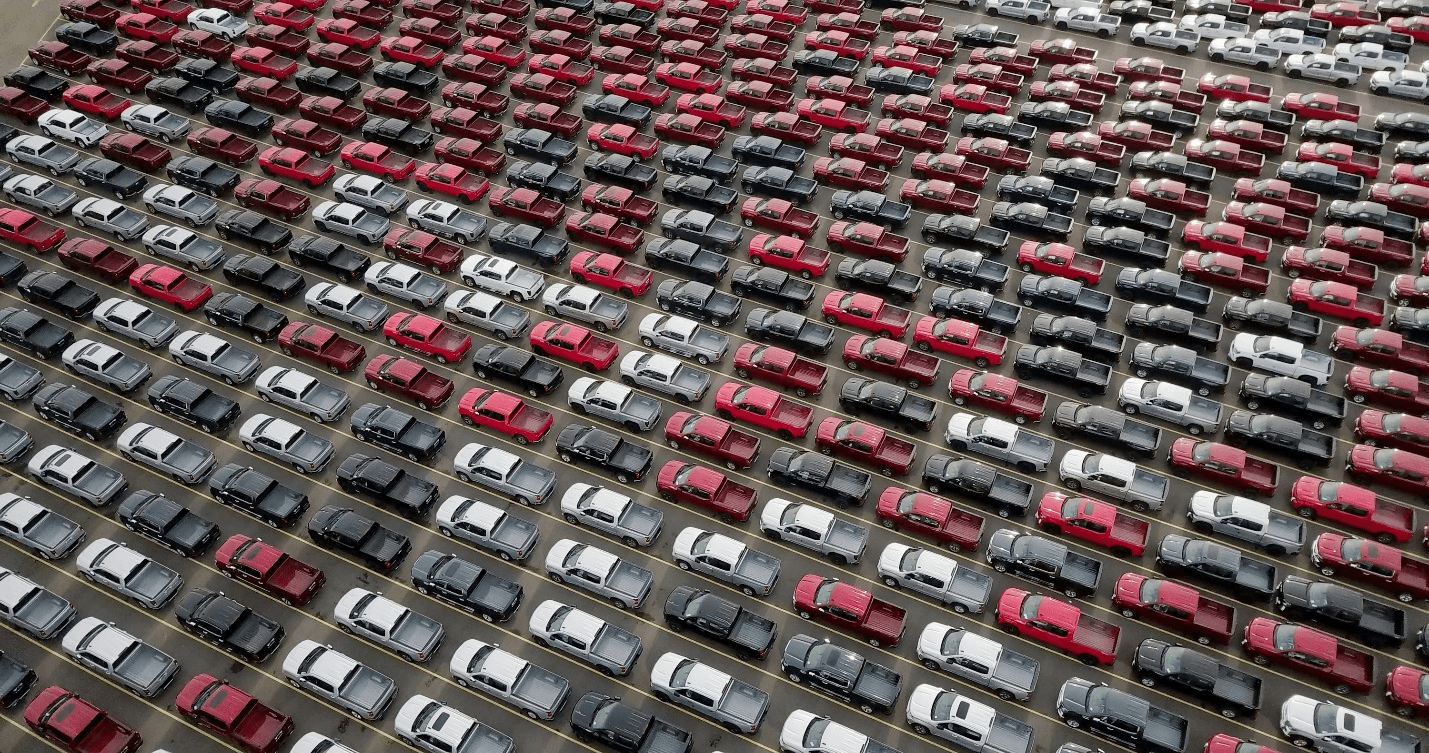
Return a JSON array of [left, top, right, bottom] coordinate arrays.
[[1212, 668, 1262, 709], [987, 715, 1035, 753], [991, 650, 1040, 695], [951, 568, 994, 609], [863, 601, 906, 641]]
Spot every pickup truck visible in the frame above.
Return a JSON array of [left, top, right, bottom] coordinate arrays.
[[664, 413, 758, 471], [1017, 276, 1111, 320], [1239, 374, 1345, 430], [570, 693, 691, 753], [1291, 477, 1411, 543], [1224, 299, 1324, 340], [1283, 247, 1374, 289], [1116, 573, 1235, 645], [762, 497, 868, 565], [919, 248, 1006, 294], [1281, 695, 1421, 753], [947, 370, 1046, 425], [1169, 438, 1280, 496], [1232, 178, 1320, 217], [733, 343, 826, 398], [839, 377, 936, 432], [1120, 378, 1225, 434], [997, 588, 1119, 665], [1013, 344, 1112, 398], [986, 528, 1102, 598], [1243, 617, 1374, 694], [1130, 80, 1209, 113], [1085, 197, 1177, 236], [767, 447, 871, 509], [1053, 403, 1162, 457], [945, 412, 1057, 473], [794, 574, 906, 648], [1157, 533, 1278, 599], [907, 684, 1037, 753], [545, 539, 653, 610], [821, 291, 911, 339], [1130, 343, 1231, 396], [1058, 678, 1191, 753], [1179, 251, 1271, 297], [879, 542, 993, 613], [1037, 492, 1150, 557], [918, 623, 1039, 702], [1225, 410, 1335, 469], [1134, 640, 1261, 720], [1304, 118, 1384, 151], [1276, 575, 1407, 647], [665, 586, 778, 660], [1189, 491, 1306, 556], [815, 415, 916, 477], [1128, 178, 1212, 216], [673, 527, 780, 599], [1058, 451, 1168, 513], [920, 214, 1010, 255], [1016, 242, 1100, 284], [1132, 150, 1216, 184], [657, 460, 757, 523], [782, 633, 903, 715], [1312, 533, 1429, 602], [1126, 305, 1223, 350], [1279, 161, 1366, 197], [929, 287, 1022, 334]]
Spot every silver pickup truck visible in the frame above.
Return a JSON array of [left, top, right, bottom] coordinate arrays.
[[673, 527, 781, 597], [453, 442, 557, 507], [333, 588, 446, 663], [1118, 379, 1224, 435], [434, 495, 540, 562], [1058, 450, 1169, 513], [450, 639, 572, 721], [529, 600, 643, 677], [561, 484, 663, 548], [650, 652, 770, 735], [62, 617, 179, 698], [283, 640, 397, 721], [545, 539, 653, 610], [878, 543, 993, 614], [760, 498, 868, 565], [918, 623, 1040, 702]]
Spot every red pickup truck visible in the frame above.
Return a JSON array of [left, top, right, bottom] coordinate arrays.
[[997, 587, 1120, 665], [1333, 326, 1429, 371], [1168, 438, 1280, 496], [1030, 36, 1096, 65], [581, 184, 657, 226], [796, 96, 871, 132], [1046, 131, 1123, 167], [914, 317, 1008, 368], [881, 94, 952, 126], [1313, 532, 1429, 602], [1129, 178, 1211, 215], [1209, 119, 1287, 154], [1114, 573, 1235, 645], [1372, 182, 1429, 219], [1224, 202, 1310, 242], [818, 11, 879, 39], [956, 136, 1032, 172], [1354, 410, 1429, 453], [893, 29, 959, 58], [176, 675, 293, 753], [1114, 56, 1184, 84], [816, 418, 916, 477], [826, 221, 908, 262], [364, 354, 454, 409], [843, 335, 939, 388], [1282, 92, 1359, 122], [1299, 141, 1380, 178], [1183, 221, 1272, 263], [815, 157, 889, 191], [750, 111, 822, 145], [1198, 73, 1271, 103], [57, 238, 138, 283], [1288, 278, 1385, 327], [1323, 225, 1413, 267], [830, 133, 904, 169], [459, 387, 553, 445], [1187, 139, 1263, 174], [1037, 492, 1149, 557], [795, 574, 907, 648], [1232, 178, 1319, 215], [215, 534, 325, 606], [1017, 241, 1103, 285], [656, 460, 757, 522], [939, 84, 1011, 115], [0, 209, 64, 252], [715, 382, 813, 440], [746, 233, 829, 277], [665, 412, 760, 470], [1282, 248, 1377, 289], [822, 291, 912, 339], [25, 687, 142, 753], [279, 322, 364, 373], [1029, 80, 1104, 113], [1243, 617, 1374, 694], [876, 486, 984, 550], [733, 342, 827, 397], [1346, 366, 1429, 414], [743, 198, 820, 239], [487, 186, 564, 228], [948, 369, 1046, 424], [1129, 80, 1207, 112], [1291, 476, 1414, 544], [910, 153, 988, 187]]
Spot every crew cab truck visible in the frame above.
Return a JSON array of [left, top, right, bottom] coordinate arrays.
[[649, 653, 769, 735], [985, 529, 1103, 599], [673, 527, 780, 598], [1240, 374, 1346, 431], [664, 586, 778, 660], [1037, 492, 1150, 557], [545, 539, 653, 610], [569, 692, 692, 753], [1058, 450, 1169, 513], [761, 497, 868, 565], [1057, 677, 1190, 753], [782, 633, 903, 715], [1242, 617, 1374, 694], [878, 543, 993, 614], [1223, 298, 1324, 340], [1311, 533, 1429, 603], [767, 448, 871, 509], [906, 684, 1036, 753], [945, 412, 1056, 473], [1119, 378, 1224, 435], [449, 640, 571, 722], [916, 623, 1040, 702], [1130, 343, 1230, 396], [815, 417, 916, 478], [1290, 477, 1413, 544], [1125, 305, 1224, 351], [1229, 333, 1335, 386], [1190, 491, 1307, 556], [1115, 573, 1235, 645], [1053, 403, 1162, 458], [1029, 315, 1124, 362], [1275, 575, 1407, 647], [1157, 534, 1278, 599], [997, 588, 1120, 665], [1013, 344, 1112, 398], [1279, 695, 1421, 753], [1169, 439, 1281, 497], [794, 574, 906, 648], [1134, 639, 1262, 720], [1225, 410, 1334, 469]]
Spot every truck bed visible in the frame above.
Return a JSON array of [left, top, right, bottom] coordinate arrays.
[[864, 601, 906, 643], [990, 476, 1035, 513], [991, 649, 1040, 696], [608, 563, 651, 599], [952, 568, 995, 610], [1333, 645, 1374, 688], [1360, 601, 1406, 642], [1074, 615, 1120, 656], [1063, 552, 1104, 591], [988, 715, 1035, 753], [515, 665, 571, 712], [1113, 517, 1150, 548], [1194, 601, 1235, 638], [827, 520, 869, 555], [1143, 706, 1190, 753], [1397, 560, 1429, 593], [718, 681, 768, 726], [1212, 666, 1262, 710], [729, 610, 778, 652]]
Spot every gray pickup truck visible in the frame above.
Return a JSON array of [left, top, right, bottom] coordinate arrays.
[[435, 495, 540, 563], [333, 588, 446, 663], [908, 684, 1036, 753], [945, 412, 1057, 474], [1223, 298, 1323, 340], [1030, 315, 1125, 361], [283, 640, 397, 721], [449, 639, 572, 721], [879, 543, 993, 614], [1135, 639, 1262, 719], [987, 529, 1103, 599], [1126, 304, 1224, 350], [546, 540, 653, 610], [62, 617, 179, 698], [782, 634, 903, 715], [529, 600, 643, 677], [1118, 379, 1224, 435], [650, 653, 769, 735], [1058, 678, 1189, 753], [767, 447, 872, 509], [1130, 343, 1231, 396], [1275, 576, 1407, 647], [561, 484, 663, 549], [672, 527, 781, 598], [1058, 450, 1169, 513], [918, 623, 1039, 702], [1225, 410, 1334, 469], [453, 442, 557, 507], [760, 498, 868, 565], [1157, 534, 1278, 599], [1053, 402, 1162, 458]]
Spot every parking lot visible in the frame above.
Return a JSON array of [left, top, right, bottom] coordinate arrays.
[[3, 0, 1429, 751]]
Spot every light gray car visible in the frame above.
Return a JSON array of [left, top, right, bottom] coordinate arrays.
[[1285, 53, 1364, 86], [1188, 491, 1306, 556], [5, 135, 80, 176], [1055, 6, 1121, 35], [120, 104, 191, 143], [38, 110, 107, 147], [567, 377, 663, 432], [3, 173, 78, 216], [306, 283, 389, 332], [638, 313, 728, 365], [0, 567, 76, 639], [561, 483, 664, 548], [545, 539, 653, 610], [1372, 69, 1429, 100], [333, 588, 446, 663], [75, 538, 183, 608], [27, 444, 128, 506], [449, 639, 572, 721], [73, 197, 149, 241], [395, 696, 513, 753], [239, 413, 335, 473], [442, 290, 529, 341], [364, 261, 447, 308], [169, 330, 261, 384], [459, 254, 545, 301], [62, 617, 179, 697], [93, 298, 180, 348], [453, 442, 557, 506], [334, 173, 409, 215], [62, 339, 151, 393], [283, 640, 397, 721], [618, 349, 710, 404], [314, 201, 390, 245], [542, 283, 628, 332], [1208, 37, 1282, 70], [434, 494, 540, 562], [649, 652, 770, 735], [116, 423, 217, 484], [0, 492, 84, 560], [141, 225, 225, 270], [142, 183, 219, 226], [407, 199, 488, 244], [255, 366, 350, 422]]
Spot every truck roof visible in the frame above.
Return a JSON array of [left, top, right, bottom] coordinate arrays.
[[1148, 578, 1202, 613], [947, 692, 997, 729], [571, 544, 620, 577], [634, 350, 682, 376], [190, 678, 258, 726], [475, 645, 528, 687], [476, 445, 521, 475], [71, 620, 136, 665], [676, 657, 732, 699], [581, 486, 632, 519], [789, 503, 834, 534], [1033, 593, 1082, 628], [972, 415, 1020, 443], [699, 531, 748, 563], [1089, 453, 1137, 480], [347, 591, 408, 632]]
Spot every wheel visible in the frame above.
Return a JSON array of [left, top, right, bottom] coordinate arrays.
[[1065, 718, 1081, 729]]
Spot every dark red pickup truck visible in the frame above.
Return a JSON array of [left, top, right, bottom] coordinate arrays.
[[816, 417, 916, 476], [664, 412, 760, 470], [734, 342, 827, 397], [362, 353, 454, 409], [795, 574, 907, 648], [1113, 573, 1235, 645], [279, 321, 365, 373], [656, 460, 758, 523]]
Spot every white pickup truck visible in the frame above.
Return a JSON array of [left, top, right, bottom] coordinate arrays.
[[650, 653, 770, 735], [1252, 28, 1325, 55], [918, 623, 1040, 702], [545, 540, 653, 610], [1180, 13, 1250, 39], [1058, 450, 1169, 512], [1118, 379, 1224, 435], [1227, 333, 1335, 386]]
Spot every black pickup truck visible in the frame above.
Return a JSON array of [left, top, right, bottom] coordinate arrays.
[[1157, 534, 1276, 599], [990, 202, 1074, 237], [1087, 197, 1176, 237], [1017, 276, 1112, 320], [1134, 639, 1262, 720], [782, 634, 903, 715], [836, 259, 924, 303], [921, 248, 1009, 293], [1277, 161, 1364, 197], [1116, 268, 1213, 312], [174, 587, 285, 662], [336, 453, 440, 520], [767, 447, 872, 509], [32, 383, 126, 440], [1275, 575, 1406, 647], [1222, 297, 1323, 340], [922, 455, 1034, 518], [1131, 150, 1214, 183], [1130, 343, 1230, 396], [986, 529, 1103, 599], [662, 145, 739, 185], [309, 505, 411, 572], [1126, 305, 1223, 350], [1224, 411, 1334, 469], [920, 214, 1010, 253], [1238, 375, 1345, 430], [665, 586, 777, 660], [1057, 678, 1190, 753], [1029, 315, 1125, 361], [1084, 226, 1172, 264], [1040, 156, 1121, 194], [1053, 402, 1162, 458], [1014, 345, 1112, 398], [571, 692, 693, 753], [996, 176, 1079, 213], [839, 377, 937, 432], [929, 287, 1021, 334], [1327, 200, 1419, 239]]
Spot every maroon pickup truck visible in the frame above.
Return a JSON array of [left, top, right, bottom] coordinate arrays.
[[1047, 131, 1124, 166], [910, 152, 988, 188], [1333, 326, 1429, 371], [1313, 533, 1429, 602], [948, 369, 1046, 424], [1225, 202, 1311, 242], [877, 487, 985, 552], [795, 574, 907, 648], [1169, 438, 1280, 497], [363, 353, 454, 409], [57, 238, 138, 283], [843, 334, 937, 387], [582, 184, 658, 226], [1243, 617, 1374, 694], [816, 417, 916, 476], [827, 221, 909, 262], [1284, 248, 1378, 289], [953, 63, 1025, 95], [1114, 573, 1235, 645], [734, 342, 827, 397], [656, 460, 758, 523], [1129, 177, 1211, 215], [1029, 80, 1105, 113], [1128, 80, 1207, 112], [743, 197, 820, 239], [1232, 178, 1320, 216], [279, 322, 365, 373], [664, 412, 760, 470]]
